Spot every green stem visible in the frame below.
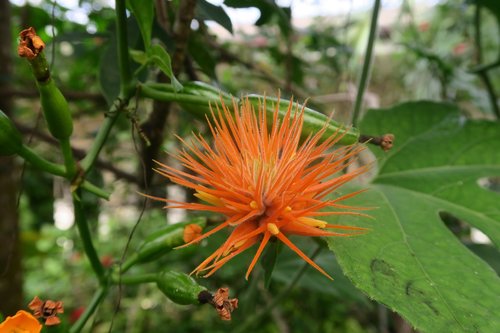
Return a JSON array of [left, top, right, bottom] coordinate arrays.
[[478, 71, 500, 119], [60, 138, 76, 178], [18, 144, 109, 199], [73, 190, 106, 285], [140, 84, 230, 105], [116, 0, 132, 95], [351, 0, 381, 127], [81, 0, 133, 172], [234, 245, 323, 333], [69, 286, 108, 333], [18, 144, 65, 176], [80, 181, 111, 200], [120, 253, 139, 273], [81, 108, 122, 172], [112, 273, 158, 285]]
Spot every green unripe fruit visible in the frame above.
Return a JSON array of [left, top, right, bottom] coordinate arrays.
[[37, 78, 73, 140], [245, 95, 360, 145], [156, 271, 207, 305], [134, 217, 206, 264], [0, 110, 23, 156], [178, 81, 233, 117]]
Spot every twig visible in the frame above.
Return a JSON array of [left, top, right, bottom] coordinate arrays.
[[15, 122, 139, 184], [351, 0, 381, 127]]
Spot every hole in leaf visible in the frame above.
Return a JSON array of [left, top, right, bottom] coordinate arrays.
[[439, 211, 497, 274], [477, 177, 500, 194], [438, 211, 492, 244]]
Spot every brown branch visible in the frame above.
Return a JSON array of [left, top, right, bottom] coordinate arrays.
[[140, 0, 197, 188], [15, 122, 140, 184]]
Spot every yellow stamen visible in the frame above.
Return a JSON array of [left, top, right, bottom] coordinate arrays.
[[285, 206, 292, 212], [297, 217, 327, 228], [267, 223, 280, 235], [250, 200, 258, 209], [194, 190, 224, 206]]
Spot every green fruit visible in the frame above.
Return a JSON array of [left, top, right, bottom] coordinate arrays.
[[37, 79, 73, 140], [156, 271, 207, 305], [135, 217, 206, 264], [0, 110, 23, 156], [245, 95, 360, 145]]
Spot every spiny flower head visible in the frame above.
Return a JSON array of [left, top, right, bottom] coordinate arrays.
[[152, 97, 369, 280]]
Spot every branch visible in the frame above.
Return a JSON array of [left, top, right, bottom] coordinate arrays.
[[15, 122, 140, 184]]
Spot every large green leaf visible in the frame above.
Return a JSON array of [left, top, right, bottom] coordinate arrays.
[[327, 101, 500, 333]]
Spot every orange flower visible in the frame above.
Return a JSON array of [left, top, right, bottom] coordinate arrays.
[[150, 97, 368, 280], [0, 310, 42, 333]]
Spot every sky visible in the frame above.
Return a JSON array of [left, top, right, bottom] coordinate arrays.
[[10, 0, 441, 26]]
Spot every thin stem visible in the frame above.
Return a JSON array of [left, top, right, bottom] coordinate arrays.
[[140, 84, 232, 106], [234, 245, 323, 333], [115, 0, 132, 95], [351, 0, 381, 127], [478, 71, 500, 119], [18, 145, 65, 176], [69, 286, 108, 333], [472, 3, 500, 119], [18, 144, 109, 199], [112, 273, 158, 285], [60, 138, 76, 177], [80, 181, 110, 200], [73, 190, 106, 285], [81, 98, 126, 172], [81, 0, 133, 172]]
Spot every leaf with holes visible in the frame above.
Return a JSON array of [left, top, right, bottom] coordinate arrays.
[[326, 101, 500, 333]]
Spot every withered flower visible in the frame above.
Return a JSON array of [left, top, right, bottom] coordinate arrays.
[[29, 296, 64, 326]]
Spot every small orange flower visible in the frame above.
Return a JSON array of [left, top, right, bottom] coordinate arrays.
[[0, 310, 42, 333], [183, 224, 203, 243], [150, 97, 369, 280]]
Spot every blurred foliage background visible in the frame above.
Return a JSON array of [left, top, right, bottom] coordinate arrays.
[[1, 0, 499, 332]]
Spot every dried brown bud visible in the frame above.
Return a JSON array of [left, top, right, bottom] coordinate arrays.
[[18, 27, 45, 60], [28, 296, 64, 326], [212, 288, 238, 321], [380, 134, 394, 152]]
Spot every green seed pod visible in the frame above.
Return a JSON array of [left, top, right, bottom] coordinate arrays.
[[245, 95, 360, 145], [134, 217, 206, 264], [0, 110, 23, 156], [156, 271, 208, 305], [37, 78, 73, 140], [178, 81, 233, 117]]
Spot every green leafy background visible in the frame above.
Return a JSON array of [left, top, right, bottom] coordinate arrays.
[[327, 101, 500, 332]]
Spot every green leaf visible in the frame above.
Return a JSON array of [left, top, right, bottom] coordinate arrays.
[[261, 240, 281, 288], [149, 44, 183, 91], [197, 0, 233, 33], [327, 101, 500, 333], [129, 49, 149, 65], [126, 0, 154, 49]]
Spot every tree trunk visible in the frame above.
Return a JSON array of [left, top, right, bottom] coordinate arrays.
[[0, 0, 23, 316]]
